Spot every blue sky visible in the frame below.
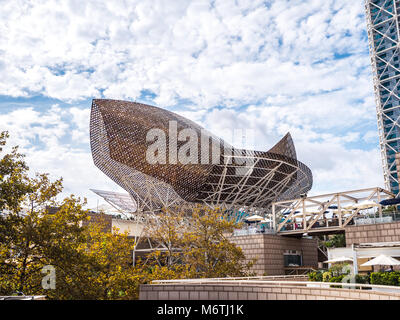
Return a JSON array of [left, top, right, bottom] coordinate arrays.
[[0, 0, 384, 209]]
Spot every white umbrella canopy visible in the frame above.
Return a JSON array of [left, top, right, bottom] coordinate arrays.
[[245, 214, 264, 222], [260, 218, 272, 223], [332, 209, 353, 213], [355, 200, 379, 209], [306, 211, 322, 215], [361, 254, 400, 267], [344, 200, 378, 210], [324, 256, 353, 264]]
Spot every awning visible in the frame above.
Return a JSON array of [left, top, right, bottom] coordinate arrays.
[[324, 256, 353, 264], [245, 214, 264, 222], [379, 198, 400, 206]]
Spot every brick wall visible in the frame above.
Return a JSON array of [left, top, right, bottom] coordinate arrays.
[[345, 221, 400, 246], [230, 234, 318, 276], [139, 283, 400, 300]]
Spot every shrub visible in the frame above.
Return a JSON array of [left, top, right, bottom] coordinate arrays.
[[309, 271, 400, 286], [328, 275, 344, 288], [329, 275, 345, 283], [323, 271, 332, 282], [355, 274, 369, 284], [387, 272, 400, 286], [308, 271, 323, 282], [370, 271, 400, 286]]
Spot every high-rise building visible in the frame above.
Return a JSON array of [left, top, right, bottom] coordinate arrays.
[[365, 0, 400, 196]]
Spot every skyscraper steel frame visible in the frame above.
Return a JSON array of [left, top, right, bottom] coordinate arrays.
[[365, 0, 400, 195]]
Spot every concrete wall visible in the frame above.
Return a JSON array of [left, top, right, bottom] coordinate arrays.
[[139, 283, 400, 300], [345, 221, 400, 246], [112, 218, 144, 236], [230, 234, 318, 276]]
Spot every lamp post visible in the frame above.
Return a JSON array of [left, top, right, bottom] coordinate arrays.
[[352, 244, 358, 275]]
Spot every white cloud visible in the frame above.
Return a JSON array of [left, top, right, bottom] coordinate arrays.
[[0, 106, 124, 209], [0, 0, 387, 203], [200, 105, 385, 196], [69, 107, 90, 143], [0, 0, 369, 106]]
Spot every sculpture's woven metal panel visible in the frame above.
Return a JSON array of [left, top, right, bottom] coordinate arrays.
[[90, 189, 137, 213], [267, 132, 297, 159], [90, 99, 313, 211]]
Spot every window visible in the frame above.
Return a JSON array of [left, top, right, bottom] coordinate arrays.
[[283, 250, 303, 267]]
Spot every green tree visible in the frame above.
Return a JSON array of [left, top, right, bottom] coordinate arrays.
[[0, 132, 139, 299], [142, 206, 255, 279], [47, 219, 139, 300], [143, 208, 187, 268], [323, 233, 346, 248], [0, 131, 31, 212], [0, 131, 254, 299], [182, 207, 254, 278]]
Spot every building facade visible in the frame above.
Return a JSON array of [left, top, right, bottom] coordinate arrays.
[[365, 0, 400, 195], [230, 234, 318, 276]]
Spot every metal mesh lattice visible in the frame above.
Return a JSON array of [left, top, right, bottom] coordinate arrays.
[[90, 99, 313, 212]]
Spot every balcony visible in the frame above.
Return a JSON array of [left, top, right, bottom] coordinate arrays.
[[233, 225, 275, 236], [354, 211, 400, 226]]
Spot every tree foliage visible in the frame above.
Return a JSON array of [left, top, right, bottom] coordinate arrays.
[[48, 220, 139, 300], [322, 233, 346, 248], [142, 206, 255, 279], [0, 131, 255, 299], [0, 131, 31, 212], [0, 132, 139, 299]]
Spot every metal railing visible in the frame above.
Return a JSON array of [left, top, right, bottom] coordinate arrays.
[[233, 227, 275, 236], [279, 211, 400, 232], [278, 218, 341, 232], [355, 211, 400, 226], [355, 216, 393, 225]]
